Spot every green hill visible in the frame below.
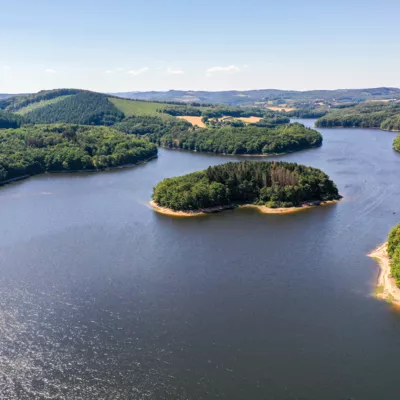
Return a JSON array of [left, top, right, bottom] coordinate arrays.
[[0, 89, 174, 126]]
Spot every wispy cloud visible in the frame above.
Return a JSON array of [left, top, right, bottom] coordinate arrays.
[[2, 65, 11, 71], [167, 67, 185, 75], [45, 68, 56, 73], [128, 67, 149, 76], [105, 70, 113, 74], [206, 65, 240, 76]]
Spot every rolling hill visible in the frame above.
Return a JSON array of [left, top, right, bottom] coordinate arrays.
[[114, 87, 400, 106], [0, 89, 172, 125]]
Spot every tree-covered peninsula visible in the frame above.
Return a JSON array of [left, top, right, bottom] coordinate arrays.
[[157, 123, 322, 155], [315, 101, 400, 131], [0, 124, 157, 185], [152, 161, 340, 213]]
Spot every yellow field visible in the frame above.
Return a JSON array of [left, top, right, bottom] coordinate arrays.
[[267, 106, 296, 112], [177, 116, 206, 127], [237, 116, 262, 123]]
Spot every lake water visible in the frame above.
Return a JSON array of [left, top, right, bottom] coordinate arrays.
[[1, 120, 400, 399]]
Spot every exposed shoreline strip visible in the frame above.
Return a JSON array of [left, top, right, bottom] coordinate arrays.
[[0, 155, 158, 188], [149, 199, 341, 218], [368, 243, 400, 306]]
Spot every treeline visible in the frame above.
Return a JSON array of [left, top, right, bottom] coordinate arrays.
[[315, 102, 400, 130], [23, 92, 125, 126], [388, 225, 400, 285], [115, 115, 192, 141], [284, 108, 328, 118], [152, 161, 340, 211], [0, 124, 157, 184], [0, 110, 25, 129], [394, 135, 400, 152], [203, 114, 290, 129], [157, 123, 322, 155], [161, 105, 265, 118], [0, 89, 82, 112]]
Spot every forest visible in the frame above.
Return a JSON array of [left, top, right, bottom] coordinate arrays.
[[152, 161, 340, 211], [315, 102, 400, 131], [388, 224, 400, 286], [156, 123, 322, 155], [161, 105, 265, 118], [0, 89, 82, 112], [0, 124, 157, 184], [284, 108, 328, 118], [0, 110, 25, 129], [115, 115, 192, 141], [22, 92, 125, 125]]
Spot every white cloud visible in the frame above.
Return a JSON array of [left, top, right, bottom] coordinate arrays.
[[128, 67, 149, 76], [105, 70, 113, 74], [45, 68, 56, 73], [2, 65, 11, 71], [206, 65, 240, 76], [166, 67, 185, 75]]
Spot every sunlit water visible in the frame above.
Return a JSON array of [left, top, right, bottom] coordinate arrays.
[[1, 120, 400, 399]]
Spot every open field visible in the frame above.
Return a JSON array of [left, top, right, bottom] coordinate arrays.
[[15, 96, 73, 115], [267, 106, 296, 112], [177, 116, 206, 127], [109, 97, 171, 117], [237, 116, 262, 123]]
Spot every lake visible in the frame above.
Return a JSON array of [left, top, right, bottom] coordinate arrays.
[[1, 120, 400, 399]]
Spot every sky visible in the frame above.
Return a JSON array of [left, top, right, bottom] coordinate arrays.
[[1, 0, 400, 93]]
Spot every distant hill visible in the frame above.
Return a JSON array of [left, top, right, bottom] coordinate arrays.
[[113, 87, 400, 106], [0, 93, 27, 100]]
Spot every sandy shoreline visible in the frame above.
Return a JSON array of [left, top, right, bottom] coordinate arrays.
[[149, 199, 340, 217], [368, 243, 400, 306]]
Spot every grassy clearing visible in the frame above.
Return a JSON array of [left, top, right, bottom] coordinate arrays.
[[109, 97, 171, 117], [16, 95, 73, 115]]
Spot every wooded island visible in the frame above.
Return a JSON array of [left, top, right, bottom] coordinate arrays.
[[151, 161, 340, 215]]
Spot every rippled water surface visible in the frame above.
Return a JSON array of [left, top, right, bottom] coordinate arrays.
[[1, 120, 400, 399]]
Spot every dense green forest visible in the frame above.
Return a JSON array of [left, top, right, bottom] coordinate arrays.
[[315, 102, 400, 130], [0, 124, 157, 184], [0, 89, 82, 112], [115, 115, 192, 141], [284, 108, 328, 118], [161, 105, 265, 118], [388, 225, 400, 285], [0, 110, 25, 129], [156, 123, 322, 155], [23, 92, 125, 125], [152, 161, 340, 211]]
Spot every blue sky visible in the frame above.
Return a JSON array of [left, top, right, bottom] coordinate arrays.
[[1, 0, 399, 93]]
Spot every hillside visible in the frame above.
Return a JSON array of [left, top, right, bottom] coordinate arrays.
[[0, 124, 157, 185], [0, 89, 172, 125], [114, 87, 400, 106], [315, 101, 400, 131]]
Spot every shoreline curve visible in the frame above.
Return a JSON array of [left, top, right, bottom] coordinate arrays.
[[149, 198, 341, 218], [368, 243, 400, 306]]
